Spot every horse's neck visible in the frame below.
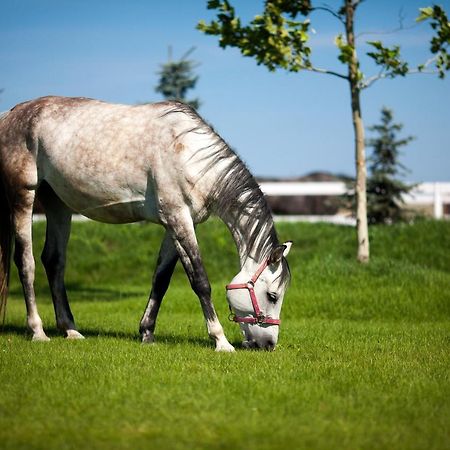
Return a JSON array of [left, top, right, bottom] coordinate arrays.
[[218, 203, 276, 269]]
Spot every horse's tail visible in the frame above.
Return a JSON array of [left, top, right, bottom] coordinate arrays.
[[0, 113, 12, 325]]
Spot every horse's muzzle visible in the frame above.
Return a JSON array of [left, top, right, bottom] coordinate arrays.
[[243, 339, 276, 351]]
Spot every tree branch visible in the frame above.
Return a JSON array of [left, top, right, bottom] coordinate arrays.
[[305, 66, 349, 80], [405, 55, 440, 75], [360, 55, 439, 89], [356, 7, 418, 39], [359, 69, 387, 89], [310, 4, 345, 25]]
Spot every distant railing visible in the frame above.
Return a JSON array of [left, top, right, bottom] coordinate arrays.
[[260, 181, 450, 219], [28, 181, 450, 224]]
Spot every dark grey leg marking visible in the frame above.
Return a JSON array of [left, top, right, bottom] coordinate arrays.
[[38, 182, 83, 339], [140, 231, 178, 343], [166, 213, 234, 351]]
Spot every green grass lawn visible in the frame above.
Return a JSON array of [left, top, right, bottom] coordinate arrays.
[[1, 219, 449, 450]]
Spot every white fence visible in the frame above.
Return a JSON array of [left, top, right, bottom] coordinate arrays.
[[32, 181, 450, 225], [260, 181, 450, 219]]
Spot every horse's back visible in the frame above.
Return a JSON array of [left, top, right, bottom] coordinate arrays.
[[0, 96, 220, 224]]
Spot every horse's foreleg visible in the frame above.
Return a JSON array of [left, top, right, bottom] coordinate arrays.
[[12, 189, 49, 341], [167, 215, 235, 352], [140, 231, 178, 344], [39, 183, 83, 339]]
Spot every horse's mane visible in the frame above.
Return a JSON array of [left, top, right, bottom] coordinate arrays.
[[159, 102, 280, 262]]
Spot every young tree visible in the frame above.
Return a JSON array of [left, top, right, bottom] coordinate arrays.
[[366, 108, 414, 224], [155, 47, 201, 109], [197, 1, 450, 262]]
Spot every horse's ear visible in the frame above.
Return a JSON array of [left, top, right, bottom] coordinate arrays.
[[282, 241, 293, 258], [269, 241, 293, 265]]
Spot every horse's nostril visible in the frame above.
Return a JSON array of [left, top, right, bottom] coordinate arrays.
[[243, 340, 257, 349], [264, 340, 276, 351]]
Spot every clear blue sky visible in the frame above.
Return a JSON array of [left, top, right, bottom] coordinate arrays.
[[1, 0, 449, 181]]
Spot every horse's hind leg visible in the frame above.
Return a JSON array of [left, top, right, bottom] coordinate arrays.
[[12, 188, 49, 341], [140, 231, 178, 343], [38, 182, 84, 339]]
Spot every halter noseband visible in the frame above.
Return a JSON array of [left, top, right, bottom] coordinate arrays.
[[226, 258, 281, 326]]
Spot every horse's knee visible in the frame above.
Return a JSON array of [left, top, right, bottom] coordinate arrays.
[[41, 245, 64, 276], [193, 279, 211, 299], [13, 239, 34, 274]]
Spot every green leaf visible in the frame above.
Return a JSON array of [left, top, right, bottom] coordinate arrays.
[[366, 41, 408, 77], [415, 5, 450, 78], [335, 33, 354, 65], [366, 40, 383, 50], [416, 7, 433, 22], [197, 0, 314, 73]]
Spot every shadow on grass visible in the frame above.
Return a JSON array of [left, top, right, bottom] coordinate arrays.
[[1, 324, 244, 349], [65, 284, 146, 302], [8, 284, 146, 302]]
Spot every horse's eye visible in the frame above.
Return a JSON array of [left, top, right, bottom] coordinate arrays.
[[267, 292, 278, 303]]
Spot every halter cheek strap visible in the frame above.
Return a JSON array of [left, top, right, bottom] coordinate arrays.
[[226, 258, 281, 326]]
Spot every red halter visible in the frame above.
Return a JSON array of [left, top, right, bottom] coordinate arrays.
[[226, 258, 281, 326]]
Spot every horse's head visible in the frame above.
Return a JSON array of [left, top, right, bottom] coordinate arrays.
[[226, 241, 292, 351]]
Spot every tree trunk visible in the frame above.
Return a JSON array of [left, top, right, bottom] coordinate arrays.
[[345, 0, 370, 263], [350, 86, 369, 262]]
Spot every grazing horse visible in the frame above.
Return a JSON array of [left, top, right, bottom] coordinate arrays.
[[0, 96, 292, 351]]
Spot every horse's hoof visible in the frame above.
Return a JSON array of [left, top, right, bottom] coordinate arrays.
[[141, 331, 155, 344], [66, 330, 85, 340], [215, 341, 235, 352], [32, 333, 51, 342]]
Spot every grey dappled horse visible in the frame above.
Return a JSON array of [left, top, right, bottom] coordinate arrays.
[[0, 96, 292, 351]]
